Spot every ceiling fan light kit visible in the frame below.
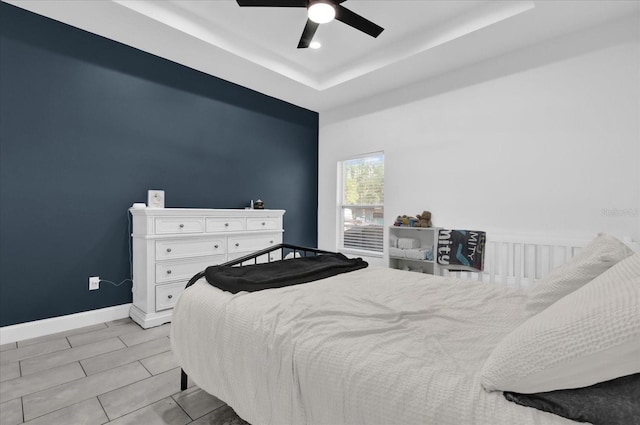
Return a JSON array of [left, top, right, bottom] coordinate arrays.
[[308, 1, 335, 24], [236, 0, 384, 49]]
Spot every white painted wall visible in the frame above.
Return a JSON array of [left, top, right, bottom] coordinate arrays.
[[318, 16, 639, 263]]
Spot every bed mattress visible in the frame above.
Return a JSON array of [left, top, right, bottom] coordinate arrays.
[[171, 266, 577, 425]]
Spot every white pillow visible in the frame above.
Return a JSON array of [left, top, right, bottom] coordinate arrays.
[[525, 233, 634, 313], [480, 253, 640, 394]]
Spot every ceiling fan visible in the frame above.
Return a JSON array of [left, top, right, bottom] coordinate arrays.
[[236, 0, 384, 49]]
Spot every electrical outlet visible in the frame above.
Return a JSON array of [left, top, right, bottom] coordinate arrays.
[[89, 276, 100, 291]]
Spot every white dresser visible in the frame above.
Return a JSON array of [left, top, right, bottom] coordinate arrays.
[[129, 208, 285, 328]]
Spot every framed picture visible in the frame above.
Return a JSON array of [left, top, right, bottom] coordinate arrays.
[[148, 190, 165, 208]]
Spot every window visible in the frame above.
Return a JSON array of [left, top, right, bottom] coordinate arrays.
[[339, 153, 384, 255]]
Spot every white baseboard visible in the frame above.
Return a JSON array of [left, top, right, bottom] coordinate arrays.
[[0, 303, 132, 345]]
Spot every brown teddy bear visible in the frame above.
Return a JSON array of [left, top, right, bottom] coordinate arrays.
[[416, 211, 432, 227]]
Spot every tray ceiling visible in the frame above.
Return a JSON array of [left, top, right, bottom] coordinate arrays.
[[5, 0, 639, 114]]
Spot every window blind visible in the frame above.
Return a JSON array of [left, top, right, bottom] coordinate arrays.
[[340, 154, 384, 254]]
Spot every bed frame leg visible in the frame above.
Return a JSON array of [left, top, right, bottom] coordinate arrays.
[[181, 369, 188, 391]]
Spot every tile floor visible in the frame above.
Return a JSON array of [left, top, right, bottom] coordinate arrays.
[[0, 318, 250, 424]]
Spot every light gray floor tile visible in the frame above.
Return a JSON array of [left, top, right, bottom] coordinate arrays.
[[106, 317, 134, 327], [0, 338, 70, 365], [67, 323, 141, 347], [17, 323, 107, 348], [5, 320, 235, 425], [107, 397, 191, 425], [140, 349, 178, 375], [23, 397, 108, 425], [21, 337, 126, 376], [188, 405, 250, 425], [173, 386, 225, 421], [119, 323, 171, 347], [1, 362, 85, 403], [22, 361, 150, 421], [99, 367, 183, 420], [0, 397, 23, 425], [0, 362, 20, 382], [81, 337, 170, 376], [0, 342, 17, 352]]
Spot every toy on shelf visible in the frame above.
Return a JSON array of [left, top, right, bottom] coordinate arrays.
[[415, 211, 432, 227], [394, 215, 418, 227], [393, 211, 433, 227]]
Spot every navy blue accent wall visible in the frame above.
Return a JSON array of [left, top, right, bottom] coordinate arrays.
[[0, 3, 319, 327]]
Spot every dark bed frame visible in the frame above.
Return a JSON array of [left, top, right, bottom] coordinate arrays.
[[180, 243, 335, 391]]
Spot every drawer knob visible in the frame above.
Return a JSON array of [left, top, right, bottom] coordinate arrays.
[[262, 222, 266, 226], [179, 224, 184, 228], [166, 270, 172, 274], [168, 294, 173, 299], [214, 244, 219, 249], [225, 223, 229, 227], [166, 248, 172, 253], [270, 240, 274, 244], [235, 243, 240, 247]]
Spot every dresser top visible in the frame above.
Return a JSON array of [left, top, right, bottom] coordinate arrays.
[[129, 208, 285, 217]]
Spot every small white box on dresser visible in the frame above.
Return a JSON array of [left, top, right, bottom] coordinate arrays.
[[129, 208, 285, 328]]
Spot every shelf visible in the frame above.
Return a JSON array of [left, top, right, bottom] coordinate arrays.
[[389, 226, 440, 275], [389, 256, 434, 263], [390, 226, 440, 231]]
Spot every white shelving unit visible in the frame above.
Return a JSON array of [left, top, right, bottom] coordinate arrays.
[[388, 226, 442, 275]]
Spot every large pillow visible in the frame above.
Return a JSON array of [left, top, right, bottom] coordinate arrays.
[[480, 252, 640, 394], [525, 233, 634, 313]]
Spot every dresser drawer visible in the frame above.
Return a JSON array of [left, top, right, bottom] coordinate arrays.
[[155, 217, 204, 234], [247, 217, 282, 231], [155, 238, 225, 260], [155, 255, 225, 284], [206, 217, 245, 233], [227, 233, 281, 254], [155, 282, 184, 311]]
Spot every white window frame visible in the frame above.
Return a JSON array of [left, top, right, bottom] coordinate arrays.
[[337, 152, 384, 257]]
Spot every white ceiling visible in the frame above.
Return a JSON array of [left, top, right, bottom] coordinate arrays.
[[6, 0, 639, 115]]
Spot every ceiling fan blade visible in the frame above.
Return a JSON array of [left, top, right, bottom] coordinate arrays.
[[334, 4, 384, 38], [297, 19, 319, 48], [236, 0, 307, 7]]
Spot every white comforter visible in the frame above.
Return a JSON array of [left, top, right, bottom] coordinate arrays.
[[171, 266, 576, 425]]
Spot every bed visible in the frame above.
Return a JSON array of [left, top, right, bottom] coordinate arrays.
[[171, 237, 640, 425]]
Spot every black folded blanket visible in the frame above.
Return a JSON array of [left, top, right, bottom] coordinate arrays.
[[204, 253, 368, 294]]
